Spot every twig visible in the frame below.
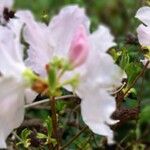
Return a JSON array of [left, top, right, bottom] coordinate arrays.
[[25, 95, 76, 109], [124, 61, 149, 97], [138, 67, 146, 108], [12, 131, 22, 142], [50, 96, 60, 150], [60, 126, 88, 150]]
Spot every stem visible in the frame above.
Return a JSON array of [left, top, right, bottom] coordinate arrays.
[[60, 126, 87, 150], [138, 66, 146, 108], [25, 95, 76, 109], [124, 61, 149, 97], [50, 96, 60, 150]]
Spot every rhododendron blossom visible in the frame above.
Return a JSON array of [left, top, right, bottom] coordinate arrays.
[[0, 19, 37, 148], [17, 5, 125, 143], [136, 6, 150, 67]]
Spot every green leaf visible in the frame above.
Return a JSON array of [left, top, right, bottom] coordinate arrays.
[[119, 48, 130, 70], [109, 49, 121, 62], [139, 105, 150, 124], [37, 133, 47, 139], [17, 129, 31, 148], [125, 62, 141, 85], [51, 138, 57, 146], [44, 116, 52, 138], [21, 128, 31, 141]]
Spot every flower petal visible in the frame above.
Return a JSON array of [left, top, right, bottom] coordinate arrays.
[[135, 6, 150, 26], [0, 25, 25, 77], [68, 25, 89, 67], [0, 77, 25, 148], [49, 5, 90, 56], [16, 11, 54, 76], [0, 0, 14, 24], [77, 52, 125, 92], [89, 25, 116, 53], [80, 88, 117, 144], [61, 25, 123, 93], [25, 89, 38, 104], [137, 24, 150, 46], [0, 0, 14, 9]]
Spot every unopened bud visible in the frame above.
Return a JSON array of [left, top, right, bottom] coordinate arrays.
[[68, 25, 89, 67]]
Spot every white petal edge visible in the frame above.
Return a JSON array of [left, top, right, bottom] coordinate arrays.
[[0, 21, 26, 77], [25, 89, 38, 104], [89, 25, 116, 53], [16, 10, 54, 76], [135, 6, 150, 26], [80, 89, 117, 144], [137, 24, 150, 46], [0, 0, 14, 9], [49, 5, 90, 57], [0, 77, 25, 148]]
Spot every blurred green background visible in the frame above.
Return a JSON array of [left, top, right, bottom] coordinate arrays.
[[14, 0, 143, 36]]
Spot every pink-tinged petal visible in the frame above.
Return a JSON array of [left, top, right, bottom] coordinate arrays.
[[89, 25, 116, 53], [80, 89, 117, 144], [0, 25, 25, 77], [77, 52, 125, 92], [16, 11, 54, 76], [49, 5, 90, 57], [25, 89, 38, 104], [68, 25, 89, 67], [135, 6, 150, 26], [0, 77, 25, 148], [61, 25, 124, 93], [137, 24, 150, 46]]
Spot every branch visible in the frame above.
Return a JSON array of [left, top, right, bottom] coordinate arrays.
[[60, 126, 88, 150], [25, 95, 77, 109], [124, 61, 149, 97], [50, 96, 60, 150]]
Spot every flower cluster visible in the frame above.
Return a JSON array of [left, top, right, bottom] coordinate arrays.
[[4, 0, 150, 148]]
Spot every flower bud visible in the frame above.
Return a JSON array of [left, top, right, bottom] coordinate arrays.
[[68, 25, 89, 67]]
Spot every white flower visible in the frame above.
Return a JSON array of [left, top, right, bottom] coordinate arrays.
[[135, 6, 150, 67], [0, 20, 26, 78], [0, 77, 25, 148], [135, 6, 150, 46], [16, 6, 89, 76], [18, 5, 125, 143], [0, 19, 37, 148], [75, 27, 123, 143]]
